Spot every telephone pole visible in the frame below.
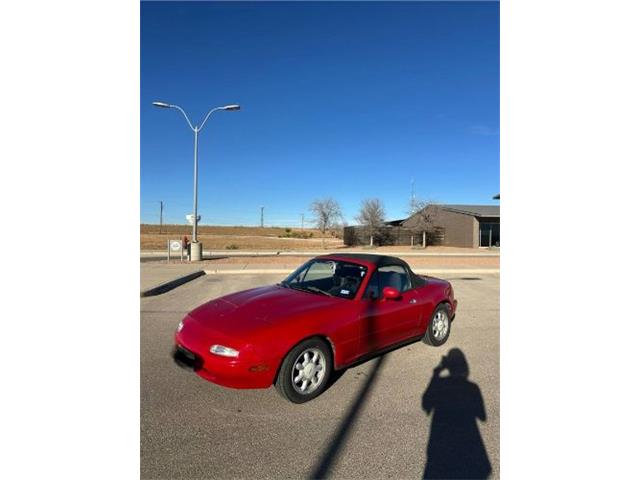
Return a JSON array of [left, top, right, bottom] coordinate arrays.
[[260, 206, 264, 228], [300, 213, 304, 230], [159, 201, 164, 234], [410, 178, 416, 213]]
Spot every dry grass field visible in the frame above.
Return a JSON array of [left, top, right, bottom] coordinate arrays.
[[140, 224, 500, 255], [140, 224, 342, 251]]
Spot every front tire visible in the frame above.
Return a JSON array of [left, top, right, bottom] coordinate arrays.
[[275, 338, 333, 403], [423, 303, 451, 347]]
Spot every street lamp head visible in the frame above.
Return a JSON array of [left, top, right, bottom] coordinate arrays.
[[221, 104, 241, 111], [152, 101, 171, 108]]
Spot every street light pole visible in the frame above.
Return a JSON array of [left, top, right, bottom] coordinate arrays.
[[192, 127, 199, 243], [153, 101, 240, 261]]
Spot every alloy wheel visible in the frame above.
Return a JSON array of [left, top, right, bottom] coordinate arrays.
[[291, 348, 327, 394], [432, 310, 449, 340]]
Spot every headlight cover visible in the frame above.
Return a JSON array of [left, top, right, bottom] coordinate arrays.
[[210, 344, 240, 358]]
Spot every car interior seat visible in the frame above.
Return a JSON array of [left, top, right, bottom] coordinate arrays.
[[386, 272, 404, 291]]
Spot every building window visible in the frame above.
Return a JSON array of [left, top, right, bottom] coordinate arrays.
[[479, 222, 500, 247]]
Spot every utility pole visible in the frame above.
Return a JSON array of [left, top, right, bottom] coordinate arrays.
[[260, 206, 264, 228], [159, 201, 164, 234], [300, 213, 304, 231], [410, 178, 416, 213]]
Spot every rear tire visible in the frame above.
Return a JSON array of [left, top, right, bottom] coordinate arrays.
[[423, 303, 451, 347], [275, 338, 333, 403]]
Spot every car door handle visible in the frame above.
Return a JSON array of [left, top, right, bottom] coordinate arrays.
[[409, 299, 417, 304]]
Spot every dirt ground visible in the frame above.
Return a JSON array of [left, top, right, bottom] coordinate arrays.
[[140, 233, 343, 251], [141, 224, 331, 237], [140, 224, 342, 250]]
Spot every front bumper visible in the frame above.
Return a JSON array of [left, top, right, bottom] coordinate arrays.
[[172, 340, 277, 389]]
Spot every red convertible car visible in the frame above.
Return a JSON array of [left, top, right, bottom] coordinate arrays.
[[173, 254, 457, 403]]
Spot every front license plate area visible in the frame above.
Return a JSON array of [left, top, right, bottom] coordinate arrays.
[[173, 345, 203, 371]]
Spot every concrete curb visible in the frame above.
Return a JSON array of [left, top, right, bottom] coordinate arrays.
[[204, 268, 500, 275], [140, 270, 206, 297]]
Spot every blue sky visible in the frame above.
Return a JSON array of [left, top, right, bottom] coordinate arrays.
[[141, 1, 499, 226]]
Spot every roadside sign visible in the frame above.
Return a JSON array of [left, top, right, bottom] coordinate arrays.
[[186, 214, 201, 225], [167, 239, 185, 263]]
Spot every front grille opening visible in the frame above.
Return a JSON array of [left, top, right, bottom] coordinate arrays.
[[173, 346, 204, 371]]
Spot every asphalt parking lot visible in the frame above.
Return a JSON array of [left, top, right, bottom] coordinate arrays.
[[141, 272, 500, 479]]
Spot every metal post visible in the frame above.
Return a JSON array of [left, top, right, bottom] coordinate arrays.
[[159, 200, 163, 234], [153, 102, 240, 261], [192, 128, 199, 243]]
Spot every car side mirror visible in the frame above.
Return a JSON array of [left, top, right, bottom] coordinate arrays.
[[382, 286, 401, 300]]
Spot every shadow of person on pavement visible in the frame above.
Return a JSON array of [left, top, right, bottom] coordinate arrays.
[[422, 348, 491, 479]]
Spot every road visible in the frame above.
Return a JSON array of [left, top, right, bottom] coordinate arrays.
[[141, 273, 500, 479]]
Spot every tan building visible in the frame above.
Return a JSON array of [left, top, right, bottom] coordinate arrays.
[[399, 204, 500, 248]]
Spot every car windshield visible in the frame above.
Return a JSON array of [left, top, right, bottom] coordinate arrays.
[[280, 259, 368, 300]]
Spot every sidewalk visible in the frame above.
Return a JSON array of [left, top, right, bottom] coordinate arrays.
[[141, 249, 500, 258]]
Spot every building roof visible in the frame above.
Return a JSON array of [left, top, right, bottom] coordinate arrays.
[[440, 204, 500, 217], [395, 204, 499, 227], [385, 219, 405, 226]]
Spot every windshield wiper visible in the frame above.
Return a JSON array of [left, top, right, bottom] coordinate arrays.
[[287, 284, 308, 293], [305, 286, 333, 297], [281, 283, 332, 297]]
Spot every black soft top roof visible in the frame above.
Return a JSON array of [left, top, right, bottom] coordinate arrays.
[[320, 253, 426, 287], [322, 253, 407, 268]]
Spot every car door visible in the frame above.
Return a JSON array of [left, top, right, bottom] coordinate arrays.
[[359, 266, 424, 352]]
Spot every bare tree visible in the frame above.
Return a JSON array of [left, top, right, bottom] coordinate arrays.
[[310, 198, 343, 249], [409, 196, 421, 216], [355, 198, 386, 247], [410, 198, 440, 248]]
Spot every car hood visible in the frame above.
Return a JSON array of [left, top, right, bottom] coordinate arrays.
[[187, 284, 341, 334]]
